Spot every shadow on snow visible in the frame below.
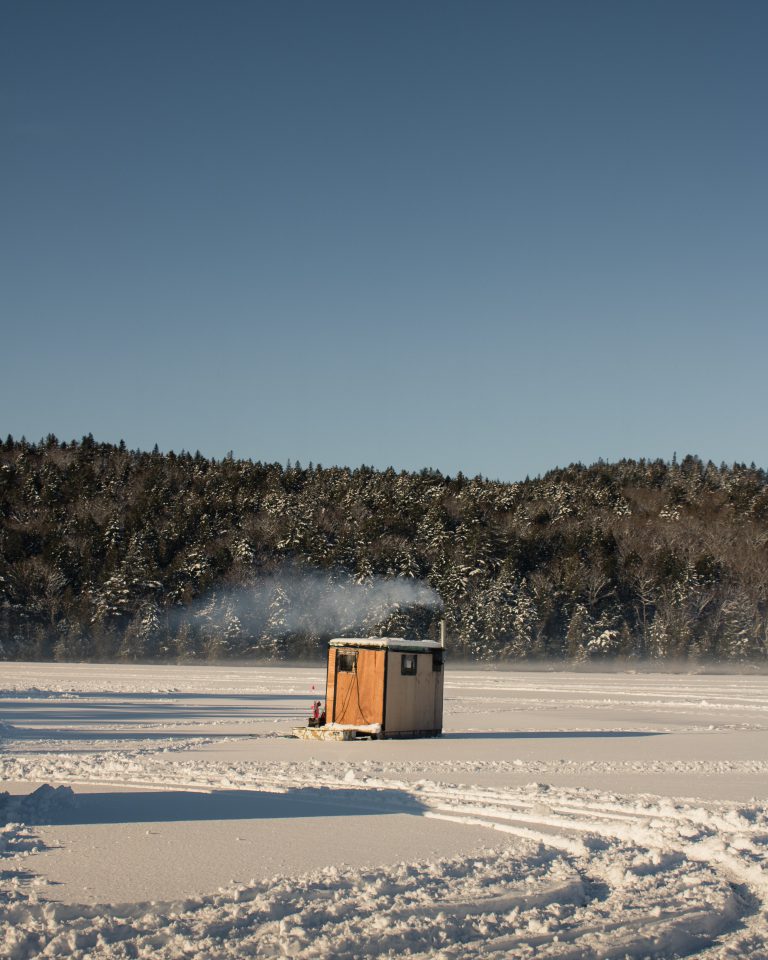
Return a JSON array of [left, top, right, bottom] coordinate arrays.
[[441, 730, 664, 740], [31, 786, 428, 826], [0, 703, 306, 725]]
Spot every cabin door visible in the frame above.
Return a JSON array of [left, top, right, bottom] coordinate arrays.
[[333, 649, 385, 726]]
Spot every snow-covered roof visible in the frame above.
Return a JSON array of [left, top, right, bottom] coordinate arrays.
[[330, 637, 443, 652]]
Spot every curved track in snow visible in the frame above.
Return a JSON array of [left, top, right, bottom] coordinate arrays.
[[2, 751, 767, 959], [3, 665, 768, 958]]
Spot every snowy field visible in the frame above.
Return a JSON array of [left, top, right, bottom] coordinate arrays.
[[2, 662, 768, 959]]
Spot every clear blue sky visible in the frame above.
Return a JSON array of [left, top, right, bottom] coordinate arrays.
[[2, 1, 766, 480]]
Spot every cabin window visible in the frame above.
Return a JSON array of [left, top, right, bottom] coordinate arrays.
[[401, 654, 417, 675], [432, 650, 444, 672], [337, 652, 357, 673]]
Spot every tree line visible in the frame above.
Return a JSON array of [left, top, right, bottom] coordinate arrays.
[[2, 434, 767, 663]]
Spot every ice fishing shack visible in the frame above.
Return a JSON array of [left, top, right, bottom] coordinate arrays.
[[294, 631, 445, 740], [324, 634, 444, 738]]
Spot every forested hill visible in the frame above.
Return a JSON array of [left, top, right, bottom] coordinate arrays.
[[1, 434, 767, 664]]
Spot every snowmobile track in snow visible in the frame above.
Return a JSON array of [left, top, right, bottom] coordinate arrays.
[[3, 665, 768, 958], [3, 752, 768, 959]]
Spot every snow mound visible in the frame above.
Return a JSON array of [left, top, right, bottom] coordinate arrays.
[[0, 784, 77, 826]]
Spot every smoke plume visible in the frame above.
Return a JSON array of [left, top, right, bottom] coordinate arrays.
[[179, 567, 443, 643]]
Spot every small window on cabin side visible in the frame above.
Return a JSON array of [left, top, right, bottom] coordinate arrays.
[[337, 652, 357, 673], [432, 650, 444, 672], [401, 654, 417, 675]]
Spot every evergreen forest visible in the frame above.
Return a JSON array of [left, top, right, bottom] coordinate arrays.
[[2, 434, 768, 664]]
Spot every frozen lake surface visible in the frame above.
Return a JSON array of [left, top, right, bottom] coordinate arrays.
[[2, 662, 768, 958]]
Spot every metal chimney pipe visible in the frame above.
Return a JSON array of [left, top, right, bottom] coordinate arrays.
[[439, 619, 446, 648]]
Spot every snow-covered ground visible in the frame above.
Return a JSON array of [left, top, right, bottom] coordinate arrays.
[[2, 662, 767, 958]]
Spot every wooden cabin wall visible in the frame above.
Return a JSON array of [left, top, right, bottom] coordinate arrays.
[[325, 646, 337, 722], [434, 665, 444, 730], [331, 648, 386, 726], [384, 652, 441, 734]]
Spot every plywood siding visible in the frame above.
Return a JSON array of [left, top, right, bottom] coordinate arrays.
[[332, 648, 386, 726], [325, 647, 337, 722], [433, 667, 444, 730], [383, 652, 441, 734]]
